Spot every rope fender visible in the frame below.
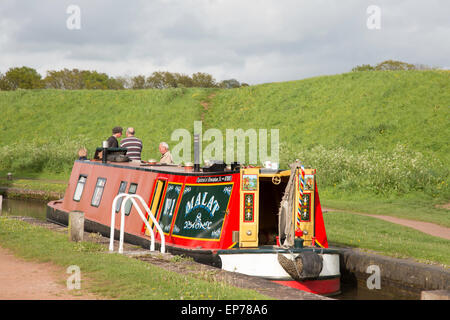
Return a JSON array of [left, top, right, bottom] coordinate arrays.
[[277, 251, 323, 281]]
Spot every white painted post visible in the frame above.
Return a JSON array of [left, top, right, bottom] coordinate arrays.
[[0, 195, 3, 214], [68, 211, 85, 242]]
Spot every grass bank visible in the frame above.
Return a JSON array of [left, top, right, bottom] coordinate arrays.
[[0, 88, 213, 177], [320, 188, 450, 228], [0, 217, 271, 300], [203, 71, 449, 200], [0, 178, 66, 201], [324, 211, 450, 267], [1, 70, 448, 224]]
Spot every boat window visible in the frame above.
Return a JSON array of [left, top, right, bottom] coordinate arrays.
[[73, 175, 87, 202], [124, 183, 138, 216], [115, 181, 128, 213], [91, 177, 107, 207]]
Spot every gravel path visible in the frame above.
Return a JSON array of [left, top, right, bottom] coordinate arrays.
[[323, 208, 450, 240], [0, 246, 101, 300], [0, 217, 329, 300]]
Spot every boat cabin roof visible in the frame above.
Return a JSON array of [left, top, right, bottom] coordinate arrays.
[[79, 160, 290, 177]]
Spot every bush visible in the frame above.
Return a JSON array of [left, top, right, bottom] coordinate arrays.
[[282, 144, 449, 198], [0, 137, 94, 174]]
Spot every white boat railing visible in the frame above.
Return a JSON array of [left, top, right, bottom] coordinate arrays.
[[109, 193, 165, 254]]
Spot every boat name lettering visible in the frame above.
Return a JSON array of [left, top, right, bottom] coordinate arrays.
[[185, 192, 220, 217], [196, 176, 232, 183], [184, 213, 213, 230]]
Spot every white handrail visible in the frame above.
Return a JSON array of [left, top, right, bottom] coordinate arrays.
[[109, 193, 165, 254], [109, 193, 130, 251]]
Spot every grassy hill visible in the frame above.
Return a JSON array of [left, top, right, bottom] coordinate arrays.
[[206, 71, 449, 199], [1, 70, 449, 201], [0, 88, 212, 176]]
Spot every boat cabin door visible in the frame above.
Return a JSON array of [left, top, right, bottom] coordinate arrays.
[[239, 167, 290, 248], [239, 168, 259, 247]]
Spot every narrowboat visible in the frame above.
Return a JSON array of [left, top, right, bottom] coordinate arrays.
[[47, 148, 341, 296]]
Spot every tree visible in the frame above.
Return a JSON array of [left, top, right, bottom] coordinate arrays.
[[3, 66, 44, 90], [219, 79, 241, 89], [162, 71, 178, 88], [146, 71, 165, 89], [0, 73, 13, 90], [2, 66, 238, 90], [352, 64, 375, 72], [131, 75, 147, 89], [82, 70, 111, 89], [375, 60, 416, 71], [174, 73, 194, 88], [192, 72, 217, 88], [112, 76, 131, 89], [44, 69, 85, 89]]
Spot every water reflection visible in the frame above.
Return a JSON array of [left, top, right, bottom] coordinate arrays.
[[0, 198, 47, 220], [335, 281, 420, 300]]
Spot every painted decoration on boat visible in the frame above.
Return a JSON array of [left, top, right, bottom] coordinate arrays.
[[305, 174, 315, 191], [244, 193, 254, 222], [172, 183, 233, 240], [300, 193, 311, 221], [242, 174, 257, 191], [158, 182, 182, 234]]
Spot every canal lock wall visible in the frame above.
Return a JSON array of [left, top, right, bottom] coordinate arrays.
[[338, 247, 450, 299]]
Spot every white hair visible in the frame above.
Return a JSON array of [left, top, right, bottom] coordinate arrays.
[[159, 142, 169, 150]]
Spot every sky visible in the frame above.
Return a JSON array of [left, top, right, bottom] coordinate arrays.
[[0, 0, 448, 85]]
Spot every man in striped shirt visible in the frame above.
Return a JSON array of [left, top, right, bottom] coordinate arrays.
[[120, 127, 143, 161]]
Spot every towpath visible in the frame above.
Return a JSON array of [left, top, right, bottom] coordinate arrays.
[[0, 217, 329, 300], [0, 246, 101, 300], [323, 207, 450, 240]]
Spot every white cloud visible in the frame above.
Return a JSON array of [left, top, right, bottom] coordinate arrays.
[[0, 0, 448, 83]]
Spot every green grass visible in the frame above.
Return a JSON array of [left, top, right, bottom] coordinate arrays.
[[0, 88, 214, 175], [0, 178, 67, 201], [203, 71, 450, 199], [0, 217, 272, 300], [0, 178, 67, 193], [1, 70, 449, 219], [323, 211, 450, 267], [320, 188, 450, 228]]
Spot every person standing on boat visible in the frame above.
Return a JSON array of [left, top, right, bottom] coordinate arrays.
[[159, 142, 174, 164], [120, 127, 143, 161], [107, 126, 123, 148], [77, 147, 88, 160]]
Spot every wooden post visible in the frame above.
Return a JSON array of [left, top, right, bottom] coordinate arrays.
[[68, 211, 85, 242], [0, 195, 3, 215], [7, 173, 12, 181]]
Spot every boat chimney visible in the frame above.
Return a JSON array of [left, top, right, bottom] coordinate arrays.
[[102, 140, 108, 164], [194, 134, 200, 172]]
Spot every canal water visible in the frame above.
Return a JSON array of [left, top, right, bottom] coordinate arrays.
[[0, 198, 421, 300], [1, 198, 48, 220]]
